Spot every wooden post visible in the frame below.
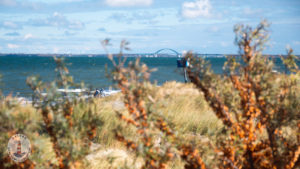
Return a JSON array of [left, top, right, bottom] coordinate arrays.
[[184, 68, 188, 83]]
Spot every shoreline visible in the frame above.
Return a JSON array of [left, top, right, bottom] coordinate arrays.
[[2, 89, 121, 105]]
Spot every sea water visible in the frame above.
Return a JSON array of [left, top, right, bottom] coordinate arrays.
[[0, 54, 298, 97]]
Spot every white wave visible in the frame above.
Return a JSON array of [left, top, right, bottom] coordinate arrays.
[[93, 89, 121, 97], [15, 97, 32, 105], [57, 88, 87, 93], [56, 88, 121, 97], [103, 90, 120, 95], [21, 89, 121, 104]]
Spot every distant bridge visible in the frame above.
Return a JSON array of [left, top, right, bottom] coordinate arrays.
[[153, 48, 180, 57], [154, 48, 188, 83]]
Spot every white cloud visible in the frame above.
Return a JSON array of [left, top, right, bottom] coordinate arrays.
[[109, 11, 158, 24], [28, 12, 85, 30], [0, 0, 17, 6], [0, 0, 41, 11], [24, 33, 33, 40], [7, 43, 19, 49], [181, 0, 211, 18], [106, 0, 153, 7], [220, 41, 229, 47], [2, 21, 21, 29], [243, 7, 263, 16], [293, 41, 300, 45], [65, 0, 83, 2]]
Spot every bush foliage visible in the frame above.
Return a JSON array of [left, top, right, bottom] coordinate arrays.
[[185, 20, 300, 168]]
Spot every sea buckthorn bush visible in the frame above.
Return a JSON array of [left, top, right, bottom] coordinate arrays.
[[26, 57, 103, 168], [185, 20, 300, 168], [103, 40, 179, 169]]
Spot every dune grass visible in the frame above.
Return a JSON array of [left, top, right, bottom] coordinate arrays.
[[90, 81, 223, 147], [152, 81, 223, 136]]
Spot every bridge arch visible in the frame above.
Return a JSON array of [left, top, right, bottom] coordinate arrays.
[[153, 48, 180, 57]]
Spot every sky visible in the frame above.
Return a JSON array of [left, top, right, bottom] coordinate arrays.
[[0, 0, 299, 54]]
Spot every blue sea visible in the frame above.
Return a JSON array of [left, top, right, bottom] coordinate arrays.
[[0, 54, 299, 97]]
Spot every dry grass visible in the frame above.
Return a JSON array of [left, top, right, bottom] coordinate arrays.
[[152, 81, 223, 136], [91, 81, 223, 147]]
